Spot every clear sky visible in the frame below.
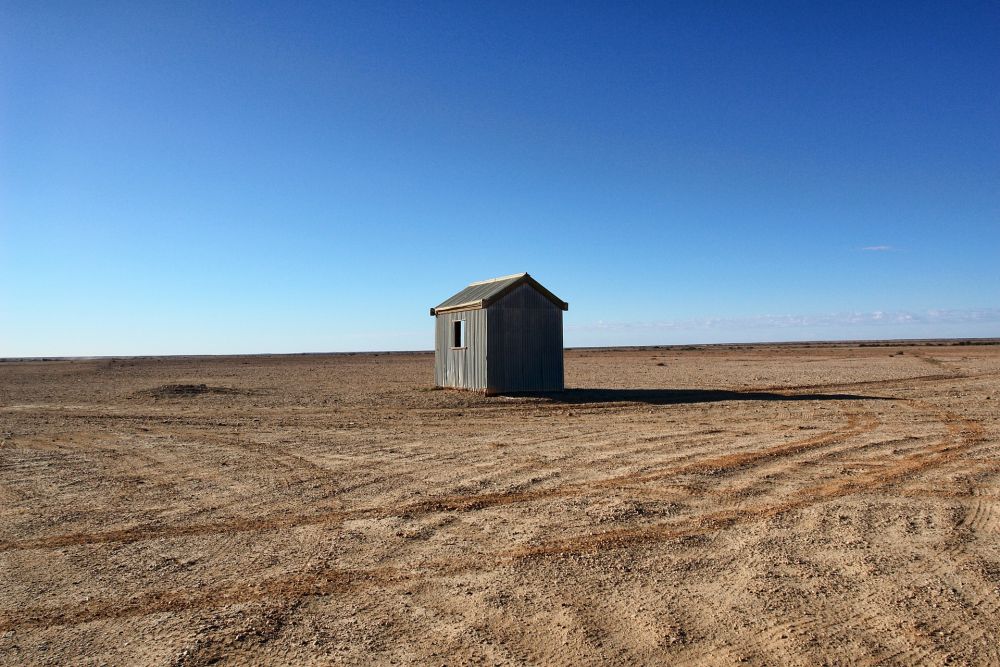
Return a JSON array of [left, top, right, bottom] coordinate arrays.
[[2, 1, 999, 356]]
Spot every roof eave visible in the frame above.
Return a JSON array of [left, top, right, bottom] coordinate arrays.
[[430, 301, 485, 316]]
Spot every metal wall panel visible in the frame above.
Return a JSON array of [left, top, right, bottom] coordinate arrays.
[[486, 283, 564, 392], [433, 308, 489, 390]]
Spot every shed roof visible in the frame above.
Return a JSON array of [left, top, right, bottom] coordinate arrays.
[[430, 273, 569, 315]]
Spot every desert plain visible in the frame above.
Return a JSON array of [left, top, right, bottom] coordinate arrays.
[[1, 343, 998, 665]]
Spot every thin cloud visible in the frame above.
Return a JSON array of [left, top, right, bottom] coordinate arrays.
[[861, 245, 895, 252], [568, 308, 1000, 333]]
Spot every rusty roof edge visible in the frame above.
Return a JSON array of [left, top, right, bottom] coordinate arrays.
[[430, 301, 485, 316]]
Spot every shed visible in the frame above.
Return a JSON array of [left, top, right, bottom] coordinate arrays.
[[430, 273, 568, 393]]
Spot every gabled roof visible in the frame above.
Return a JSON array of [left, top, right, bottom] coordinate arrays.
[[430, 272, 569, 315]]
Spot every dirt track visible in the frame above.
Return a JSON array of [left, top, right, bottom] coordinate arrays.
[[1, 344, 998, 665]]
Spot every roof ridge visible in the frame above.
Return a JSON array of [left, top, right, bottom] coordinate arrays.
[[431, 272, 566, 314], [466, 272, 528, 286]]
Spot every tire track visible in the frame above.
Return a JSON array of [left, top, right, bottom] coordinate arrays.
[[400, 412, 877, 514], [0, 507, 348, 551], [739, 398, 994, 667], [0, 413, 921, 631], [752, 371, 980, 394], [0, 412, 874, 552], [709, 427, 909, 506], [0, 565, 405, 632], [0, 401, 985, 635], [506, 404, 982, 560], [888, 499, 1000, 666]]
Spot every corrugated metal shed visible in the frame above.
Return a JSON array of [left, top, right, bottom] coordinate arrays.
[[430, 273, 567, 393]]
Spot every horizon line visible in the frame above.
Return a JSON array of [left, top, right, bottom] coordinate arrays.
[[4, 336, 999, 362]]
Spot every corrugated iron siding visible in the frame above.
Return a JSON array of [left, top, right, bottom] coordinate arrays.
[[434, 309, 488, 390], [486, 283, 564, 392]]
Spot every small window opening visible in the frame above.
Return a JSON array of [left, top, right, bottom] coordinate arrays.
[[452, 320, 465, 348]]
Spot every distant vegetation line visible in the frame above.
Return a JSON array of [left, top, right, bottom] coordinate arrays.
[[573, 338, 1000, 352], [2, 338, 1000, 362]]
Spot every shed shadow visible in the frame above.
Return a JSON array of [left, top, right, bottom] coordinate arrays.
[[505, 388, 891, 405]]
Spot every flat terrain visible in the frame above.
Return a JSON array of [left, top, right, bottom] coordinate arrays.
[[1, 344, 999, 665]]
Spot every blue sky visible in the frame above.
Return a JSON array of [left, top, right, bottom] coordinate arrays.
[[2, 1, 999, 355]]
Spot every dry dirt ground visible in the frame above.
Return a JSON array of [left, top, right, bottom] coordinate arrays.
[[1, 344, 999, 666]]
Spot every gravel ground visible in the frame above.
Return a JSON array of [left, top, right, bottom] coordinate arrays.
[[1, 343, 998, 665]]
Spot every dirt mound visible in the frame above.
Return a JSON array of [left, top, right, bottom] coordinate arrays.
[[140, 383, 241, 398]]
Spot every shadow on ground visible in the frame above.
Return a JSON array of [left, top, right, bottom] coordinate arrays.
[[506, 388, 891, 405]]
